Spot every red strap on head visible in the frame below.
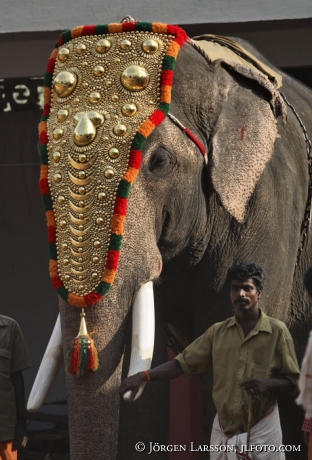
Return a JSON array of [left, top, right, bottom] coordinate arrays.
[[168, 113, 207, 163]]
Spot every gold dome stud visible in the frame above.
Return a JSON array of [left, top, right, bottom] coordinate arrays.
[[53, 128, 64, 140], [79, 201, 85, 208], [96, 217, 104, 225], [54, 71, 77, 97], [92, 272, 98, 279], [111, 94, 119, 102], [122, 103, 137, 117], [96, 39, 112, 53], [63, 258, 69, 265], [89, 92, 101, 104], [76, 43, 87, 54], [104, 168, 115, 179], [58, 48, 70, 62], [53, 173, 62, 183], [73, 111, 104, 146], [93, 65, 105, 77], [94, 240, 101, 248], [57, 195, 65, 204], [53, 151, 61, 162], [98, 192, 106, 200], [57, 109, 69, 123], [74, 114, 96, 146], [79, 154, 87, 163], [106, 80, 113, 87], [142, 39, 159, 54], [120, 39, 131, 50], [87, 111, 104, 127], [93, 256, 99, 263], [59, 220, 66, 228], [108, 147, 120, 159], [121, 66, 149, 91], [78, 187, 85, 195], [113, 124, 127, 136], [64, 274, 70, 281], [62, 243, 68, 250], [78, 236, 83, 242], [78, 171, 86, 179]]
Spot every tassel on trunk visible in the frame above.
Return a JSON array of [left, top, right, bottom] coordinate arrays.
[[68, 309, 99, 375]]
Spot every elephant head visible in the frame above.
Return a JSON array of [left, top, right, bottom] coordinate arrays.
[[28, 19, 311, 460]]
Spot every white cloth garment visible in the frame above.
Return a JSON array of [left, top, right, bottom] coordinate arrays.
[[296, 330, 312, 417], [210, 404, 285, 459]]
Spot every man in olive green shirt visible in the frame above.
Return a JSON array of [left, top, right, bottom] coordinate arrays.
[[119, 262, 300, 458], [176, 309, 299, 437], [0, 315, 31, 460]]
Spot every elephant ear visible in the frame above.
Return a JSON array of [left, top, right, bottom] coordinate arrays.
[[210, 59, 287, 223]]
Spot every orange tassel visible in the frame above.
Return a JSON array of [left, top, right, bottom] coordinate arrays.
[[86, 339, 99, 372]]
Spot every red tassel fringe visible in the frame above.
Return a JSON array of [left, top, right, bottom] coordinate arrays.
[[68, 336, 99, 376]]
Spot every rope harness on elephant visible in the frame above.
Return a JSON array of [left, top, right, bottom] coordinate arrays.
[[279, 92, 312, 264]]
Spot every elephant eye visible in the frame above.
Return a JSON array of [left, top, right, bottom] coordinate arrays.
[[148, 148, 176, 176]]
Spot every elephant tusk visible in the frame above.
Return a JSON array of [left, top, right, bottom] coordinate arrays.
[[123, 281, 155, 402], [27, 314, 63, 411]]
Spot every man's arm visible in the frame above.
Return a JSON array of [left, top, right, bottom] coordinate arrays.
[[11, 371, 28, 450], [119, 360, 183, 401], [240, 376, 295, 395]]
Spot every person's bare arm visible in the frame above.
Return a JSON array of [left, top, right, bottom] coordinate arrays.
[[11, 371, 28, 450], [241, 376, 295, 395], [119, 360, 183, 401]]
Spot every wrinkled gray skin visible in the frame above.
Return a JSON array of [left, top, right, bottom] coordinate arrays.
[[59, 38, 312, 460]]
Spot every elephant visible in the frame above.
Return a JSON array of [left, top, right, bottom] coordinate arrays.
[[28, 19, 312, 460]]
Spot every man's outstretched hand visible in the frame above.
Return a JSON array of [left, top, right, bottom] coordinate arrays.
[[119, 361, 183, 401], [119, 372, 146, 401]]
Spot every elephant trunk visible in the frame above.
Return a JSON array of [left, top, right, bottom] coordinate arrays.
[[61, 252, 160, 460]]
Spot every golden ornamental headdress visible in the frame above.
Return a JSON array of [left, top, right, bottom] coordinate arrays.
[[39, 21, 189, 310]]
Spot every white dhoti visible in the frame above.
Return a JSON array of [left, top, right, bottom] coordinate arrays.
[[210, 404, 285, 460]]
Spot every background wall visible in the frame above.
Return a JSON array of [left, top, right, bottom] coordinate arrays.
[[1, 0, 312, 33]]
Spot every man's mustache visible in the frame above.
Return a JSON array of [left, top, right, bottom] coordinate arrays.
[[234, 297, 250, 305]]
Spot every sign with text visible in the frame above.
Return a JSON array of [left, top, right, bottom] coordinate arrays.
[[0, 77, 44, 112]]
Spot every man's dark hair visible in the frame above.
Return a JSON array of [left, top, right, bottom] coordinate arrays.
[[228, 262, 265, 291], [304, 267, 312, 297]]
